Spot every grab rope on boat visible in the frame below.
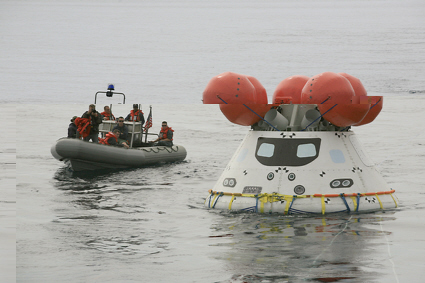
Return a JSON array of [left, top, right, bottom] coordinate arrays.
[[141, 146, 179, 153]]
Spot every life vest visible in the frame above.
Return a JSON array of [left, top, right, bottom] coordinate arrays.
[[99, 132, 117, 145], [159, 127, 174, 141], [129, 109, 144, 121], [101, 111, 115, 121], [74, 117, 91, 138]]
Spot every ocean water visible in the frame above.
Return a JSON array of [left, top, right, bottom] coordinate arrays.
[[1, 0, 425, 104], [0, 106, 16, 282], [2, 0, 425, 282], [10, 99, 425, 283]]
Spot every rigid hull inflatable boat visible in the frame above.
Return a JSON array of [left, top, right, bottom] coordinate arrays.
[[51, 137, 187, 172], [52, 87, 187, 171], [202, 71, 398, 214]]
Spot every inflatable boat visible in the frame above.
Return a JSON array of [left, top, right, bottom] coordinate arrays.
[[202, 71, 398, 215], [52, 86, 187, 171], [51, 138, 187, 171]]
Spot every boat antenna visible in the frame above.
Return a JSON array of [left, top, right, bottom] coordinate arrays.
[[110, 103, 114, 121]]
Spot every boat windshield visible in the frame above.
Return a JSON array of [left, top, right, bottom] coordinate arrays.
[[255, 137, 321, 166]]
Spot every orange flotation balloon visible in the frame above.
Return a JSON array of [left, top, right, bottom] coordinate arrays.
[[246, 75, 268, 104], [273, 75, 309, 104], [317, 103, 369, 127], [203, 72, 270, 126], [203, 72, 256, 104], [219, 76, 270, 126], [219, 104, 273, 126], [338, 73, 367, 97], [354, 96, 383, 126], [338, 73, 382, 126], [203, 71, 382, 127], [301, 72, 354, 104], [301, 72, 369, 127]]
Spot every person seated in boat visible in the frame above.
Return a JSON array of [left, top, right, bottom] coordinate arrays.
[[125, 104, 145, 124], [100, 105, 116, 121], [99, 129, 129, 148], [112, 116, 129, 143], [81, 104, 102, 143], [151, 121, 174, 147], [68, 116, 78, 138]]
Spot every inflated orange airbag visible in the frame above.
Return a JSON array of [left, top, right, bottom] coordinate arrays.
[[219, 104, 274, 126], [273, 75, 309, 104], [203, 72, 256, 104]]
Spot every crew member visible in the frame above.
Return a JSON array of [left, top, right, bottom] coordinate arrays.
[[99, 129, 129, 148], [112, 116, 129, 143], [152, 121, 173, 147], [81, 104, 102, 143], [68, 116, 78, 138], [125, 104, 145, 124], [100, 105, 115, 121]]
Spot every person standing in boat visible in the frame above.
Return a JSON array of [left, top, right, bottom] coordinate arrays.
[[100, 105, 116, 121], [125, 104, 145, 124], [112, 117, 129, 143], [99, 129, 129, 148], [67, 116, 78, 138], [152, 121, 174, 147], [81, 104, 102, 143]]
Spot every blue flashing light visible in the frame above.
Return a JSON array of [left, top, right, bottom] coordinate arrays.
[[107, 84, 115, 91]]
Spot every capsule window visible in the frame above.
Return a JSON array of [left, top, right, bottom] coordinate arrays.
[[297, 143, 316, 158], [257, 143, 275, 158], [329, 149, 345, 163], [236, 148, 249, 162]]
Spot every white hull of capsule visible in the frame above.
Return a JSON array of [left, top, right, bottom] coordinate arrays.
[[205, 130, 398, 214]]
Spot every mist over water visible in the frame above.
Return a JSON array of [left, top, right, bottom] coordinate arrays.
[[2, 0, 425, 282]]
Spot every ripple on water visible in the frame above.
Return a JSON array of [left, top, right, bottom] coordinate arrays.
[[206, 210, 398, 282]]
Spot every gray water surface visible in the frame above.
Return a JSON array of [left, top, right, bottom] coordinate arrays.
[[11, 101, 425, 282], [1, 0, 424, 104], [2, 0, 425, 282]]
